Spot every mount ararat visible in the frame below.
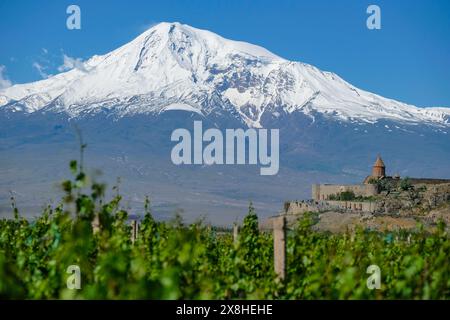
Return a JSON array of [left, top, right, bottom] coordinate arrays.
[[1, 22, 449, 224]]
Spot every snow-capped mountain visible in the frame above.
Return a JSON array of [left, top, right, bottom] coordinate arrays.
[[1, 22, 449, 128], [1, 22, 450, 223]]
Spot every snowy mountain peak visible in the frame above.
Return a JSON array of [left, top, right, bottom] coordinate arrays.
[[137, 22, 282, 62], [1, 22, 449, 128]]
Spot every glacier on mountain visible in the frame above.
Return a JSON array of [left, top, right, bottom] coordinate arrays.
[[1, 22, 449, 128]]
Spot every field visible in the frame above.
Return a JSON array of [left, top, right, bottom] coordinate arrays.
[[0, 160, 449, 299]]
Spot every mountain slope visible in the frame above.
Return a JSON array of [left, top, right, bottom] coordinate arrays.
[[1, 22, 450, 223], [1, 22, 449, 128]]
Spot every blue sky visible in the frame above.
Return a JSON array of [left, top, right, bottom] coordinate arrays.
[[0, 0, 449, 107]]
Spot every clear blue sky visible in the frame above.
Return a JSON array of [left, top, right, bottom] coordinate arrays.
[[0, 0, 449, 107]]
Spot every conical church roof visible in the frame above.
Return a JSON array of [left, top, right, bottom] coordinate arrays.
[[374, 155, 385, 168]]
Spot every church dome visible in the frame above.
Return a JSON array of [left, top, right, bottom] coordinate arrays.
[[372, 155, 386, 178], [374, 156, 385, 168]]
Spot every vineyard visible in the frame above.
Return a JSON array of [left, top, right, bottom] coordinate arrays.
[[0, 160, 449, 299]]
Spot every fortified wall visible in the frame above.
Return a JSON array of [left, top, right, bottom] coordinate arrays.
[[283, 199, 380, 214], [325, 200, 380, 212], [284, 200, 320, 215], [312, 184, 378, 201]]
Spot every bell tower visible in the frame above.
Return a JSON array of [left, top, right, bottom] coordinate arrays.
[[372, 155, 386, 178]]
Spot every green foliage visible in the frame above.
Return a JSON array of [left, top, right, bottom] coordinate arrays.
[[0, 161, 448, 299], [286, 223, 449, 299], [400, 177, 413, 191], [377, 178, 395, 192], [328, 191, 374, 202], [329, 191, 356, 201]]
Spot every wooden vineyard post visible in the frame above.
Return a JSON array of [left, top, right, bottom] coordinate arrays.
[[233, 222, 239, 244], [273, 215, 286, 280], [92, 214, 100, 234], [131, 220, 139, 244]]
